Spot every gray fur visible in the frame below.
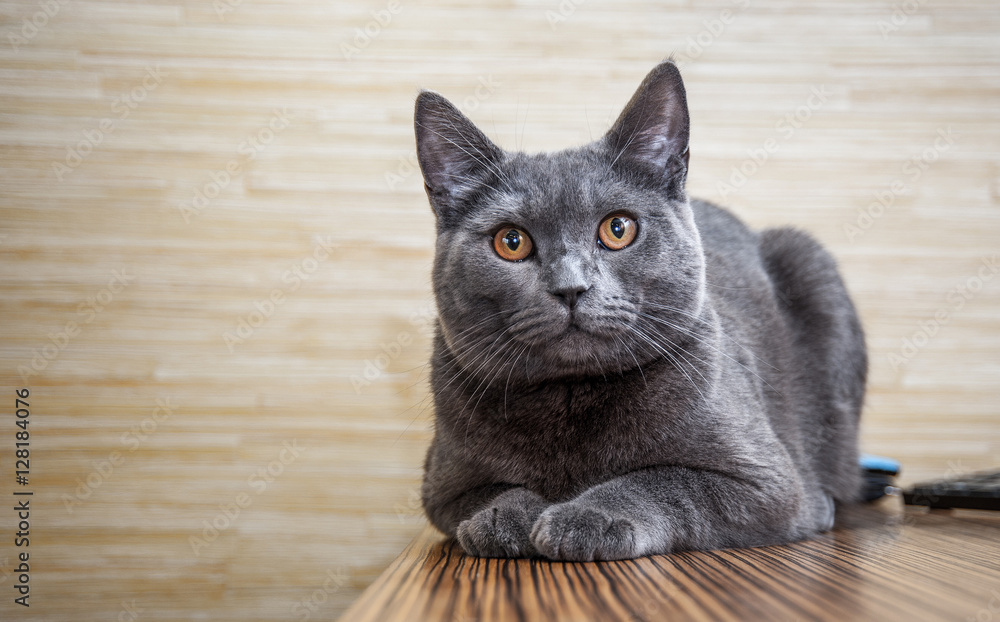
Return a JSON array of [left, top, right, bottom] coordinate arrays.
[[414, 61, 866, 561]]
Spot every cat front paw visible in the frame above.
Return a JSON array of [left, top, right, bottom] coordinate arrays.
[[530, 502, 639, 561], [456, 504, 537, 558]]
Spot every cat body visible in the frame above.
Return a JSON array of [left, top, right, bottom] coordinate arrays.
[[415, 61, 866, 561]]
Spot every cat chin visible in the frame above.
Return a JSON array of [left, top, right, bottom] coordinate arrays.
[[530, 330, 625, 375]]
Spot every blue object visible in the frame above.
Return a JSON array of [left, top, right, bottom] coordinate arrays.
[[860, 453, 901, 475]]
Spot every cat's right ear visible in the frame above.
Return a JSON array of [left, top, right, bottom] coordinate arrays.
[[414, 91, 504, 218], [604, 61, 690, 193]]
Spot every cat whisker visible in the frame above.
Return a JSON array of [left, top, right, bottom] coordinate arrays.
[[638, 310, 782, 396], [444, 338, 513, 400], [455, 321, 520, 399], [434, 318, 517, 397], [391, 391, 437, 448], [507, 308, 560, 343], [582, 312, 639, 335], [462, 333, 525, 446], [643, 333, 709, 403], [642, 301, 780, 372], [704, 280, 754, 291], [634, 319, 714, 386], [511, 322, 556, 344], [615, 333, 647, 387], [503, 342, 531, 422], [627, 324, 708, 403], [444, 310, 506, 347], [592, 348, 608, 382], [439, 312, 511, 365]]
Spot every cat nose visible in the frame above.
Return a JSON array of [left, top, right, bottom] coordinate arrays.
[[550, 284, 590, 309]]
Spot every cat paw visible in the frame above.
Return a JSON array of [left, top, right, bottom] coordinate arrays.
[[456, 504, 537, 558], [530, 502, 639, 561]]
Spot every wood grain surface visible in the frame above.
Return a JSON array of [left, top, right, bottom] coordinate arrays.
[[0, 0, 997, 619], [341, 500, 1000, 622]]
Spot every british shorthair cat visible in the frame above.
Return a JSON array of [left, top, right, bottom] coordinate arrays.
[[414, 60, 866, 561]]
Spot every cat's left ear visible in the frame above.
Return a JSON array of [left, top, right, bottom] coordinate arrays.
[[414, 91, 504, 218], [604, 60, 690, 188]]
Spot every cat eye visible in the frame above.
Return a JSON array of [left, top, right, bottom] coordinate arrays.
[[493, 227, 533, 261], [598, 214, 637, 250]]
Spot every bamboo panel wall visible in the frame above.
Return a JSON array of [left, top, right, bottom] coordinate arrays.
[[0, 0, 997, 619]]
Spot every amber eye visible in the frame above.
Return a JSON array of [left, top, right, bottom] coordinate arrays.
[[598, 214, 637, 250], [493, 227, 533, 261]]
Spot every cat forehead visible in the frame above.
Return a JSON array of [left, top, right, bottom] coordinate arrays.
[[507, 147, 603, 189], [462, 150, 634, 226], [466, 180, 623, 233]]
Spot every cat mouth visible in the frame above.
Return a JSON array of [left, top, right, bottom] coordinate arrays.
[[564, 314, 620, 339], [560, 316, 596, 340], [552, 320, 605, 350], [507, 307, 624, 350]]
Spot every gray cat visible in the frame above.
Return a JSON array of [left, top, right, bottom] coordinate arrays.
[[414, 60, 866, 561]]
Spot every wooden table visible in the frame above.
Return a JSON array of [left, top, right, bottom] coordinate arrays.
[[341, 498, 1000, 621]]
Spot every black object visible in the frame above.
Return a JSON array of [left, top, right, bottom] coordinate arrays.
[[903, 469, 1000, 511], [860, 453, 901, 502]]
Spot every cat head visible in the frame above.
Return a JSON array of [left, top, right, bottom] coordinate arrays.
[[415, 61, 706, 383]]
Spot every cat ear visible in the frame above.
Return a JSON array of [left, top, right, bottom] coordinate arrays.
[[604, 60, 690, 185], [414, 91, 504, 217]]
